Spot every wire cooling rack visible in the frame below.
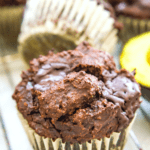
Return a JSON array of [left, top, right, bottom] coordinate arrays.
[[0, 48, 32, 150]]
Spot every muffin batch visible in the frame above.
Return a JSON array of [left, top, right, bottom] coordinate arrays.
[[1, 0, 150, 149]]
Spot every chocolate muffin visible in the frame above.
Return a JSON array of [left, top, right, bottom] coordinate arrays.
[[108, 0, 150, 19], [107, 0, 150, 43], [13, 42, 141, 149]]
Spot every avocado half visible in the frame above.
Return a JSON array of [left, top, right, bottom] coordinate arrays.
[[120, 32, 150, 88]]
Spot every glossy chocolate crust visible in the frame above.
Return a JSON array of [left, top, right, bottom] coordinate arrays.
[[0, 0, 26, 6], [108, 0, 150, 19], [12, 42, 141, 144]]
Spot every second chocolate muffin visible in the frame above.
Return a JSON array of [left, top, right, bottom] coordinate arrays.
[[107, 0, 150, 43]]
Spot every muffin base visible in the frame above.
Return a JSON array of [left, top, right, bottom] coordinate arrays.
[[18, 111, 135, 150]]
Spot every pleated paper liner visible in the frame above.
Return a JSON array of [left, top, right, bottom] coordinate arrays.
[[0, 5, 24, 55], [18, 0, 118, 65], [18, 111, 135, 150], [118, 15, 150, 44]]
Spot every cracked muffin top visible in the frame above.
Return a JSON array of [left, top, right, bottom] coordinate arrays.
[[13, 41, 141, 144]]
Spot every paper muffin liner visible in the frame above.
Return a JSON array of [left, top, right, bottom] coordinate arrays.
[[18, 111, 135, 150], [18, 0, 118, 65], [118, 15, 150, 44], [0, 6, 24, 54]]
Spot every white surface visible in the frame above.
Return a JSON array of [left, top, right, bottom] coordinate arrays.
[[0, 55, 32, 150], [124, 109, 150, 150], [0, 119, 8, 150], [0, 54, 150, 150]]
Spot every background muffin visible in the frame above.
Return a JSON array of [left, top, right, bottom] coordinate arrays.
[[13, 42, 141, 150], [18, 0, 121, 66], [108, 0, 150, 43]]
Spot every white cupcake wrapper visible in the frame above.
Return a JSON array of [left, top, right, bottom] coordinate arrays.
[[19, 0, 118, 65], [119, 16, 150, 43], [18, 111, 135, 150]]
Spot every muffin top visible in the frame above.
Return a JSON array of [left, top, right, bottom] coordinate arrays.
[[0, 0, 26, 6], [108, 0, 150, 19], [13, 42, 141, 144]]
